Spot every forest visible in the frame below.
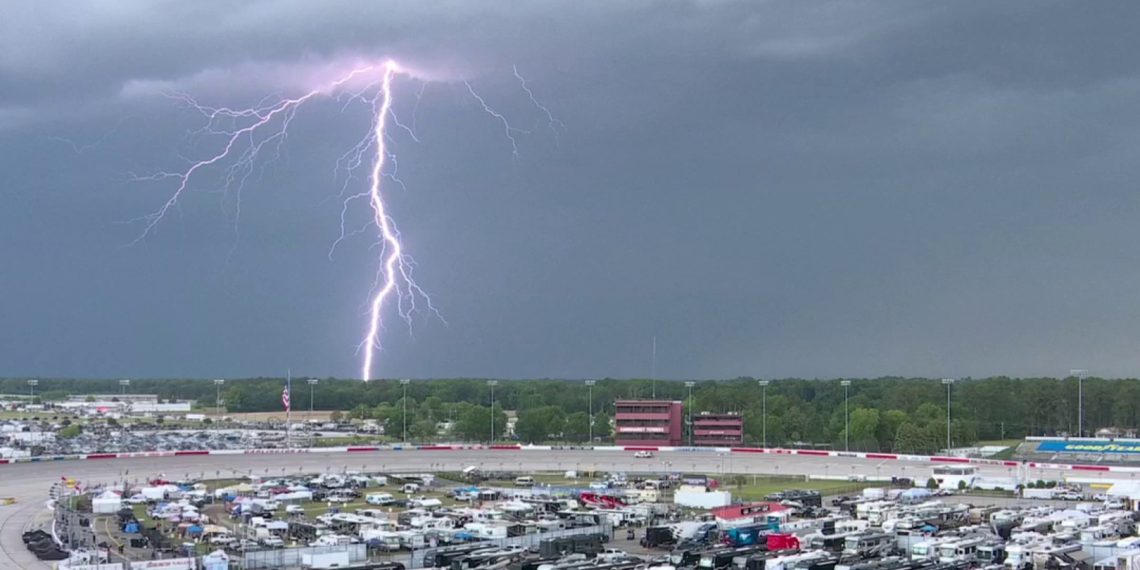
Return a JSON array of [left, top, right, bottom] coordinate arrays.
[[1, 375, 1127, 453]]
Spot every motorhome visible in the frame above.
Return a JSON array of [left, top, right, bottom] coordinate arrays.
[[912, 538, 953, 561], [975, 541, 1006, 565], [842, 533, 894, 558], [698, 546, 766, 570], [937, 537, 985, 563], [765, 551, 832, 570], [515, 476, 536, 487]]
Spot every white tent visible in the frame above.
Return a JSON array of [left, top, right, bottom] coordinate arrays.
[[92, 490, 122, 514], [202, 549, 230, 570]]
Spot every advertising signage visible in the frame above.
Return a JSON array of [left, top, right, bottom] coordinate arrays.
[[1037, 440, 1140, 454]]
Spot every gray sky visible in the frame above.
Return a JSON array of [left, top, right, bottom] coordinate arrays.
[[3, 1, 1140, 380]]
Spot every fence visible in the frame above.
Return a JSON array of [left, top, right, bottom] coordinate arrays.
[[411, 524, 612, 568], [237, 543, 367, 569]]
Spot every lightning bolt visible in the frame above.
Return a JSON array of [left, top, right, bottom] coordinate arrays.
[[135, 60, 560, 381], [513, 65, 565, 144]]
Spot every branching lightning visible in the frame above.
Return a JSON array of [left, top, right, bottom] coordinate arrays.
[[135, 61, 560, 381]]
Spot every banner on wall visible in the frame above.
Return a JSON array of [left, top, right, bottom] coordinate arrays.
[[1037, 440, 1140, 454]]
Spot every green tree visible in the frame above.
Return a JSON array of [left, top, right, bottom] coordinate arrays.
[[563, 412, 590, 442], [878, 410, 908, 451], [848, 407, 880, 447], [453, 405, 507, 442], [895, 421, 936, 454], [409, 418, 438, 441], [349, 403, 371, 420], [515, 406, 565, 443], [593, 411, 613, 440]]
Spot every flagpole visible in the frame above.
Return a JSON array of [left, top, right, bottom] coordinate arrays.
[[287, 369, 292, 449]]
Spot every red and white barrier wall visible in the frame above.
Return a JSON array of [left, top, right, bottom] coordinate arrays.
[[0, 444, 1133, 474]]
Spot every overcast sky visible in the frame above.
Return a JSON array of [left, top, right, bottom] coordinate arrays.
[[3, 1, 1140, 380]]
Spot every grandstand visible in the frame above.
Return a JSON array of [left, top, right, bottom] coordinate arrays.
[[1014, 437, 1140, 465]]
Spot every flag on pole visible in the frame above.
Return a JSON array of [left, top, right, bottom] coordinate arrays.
[[282, 383, 291, 411]]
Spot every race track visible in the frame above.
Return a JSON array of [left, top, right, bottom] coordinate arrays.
[[0, 447, 1111, 569]]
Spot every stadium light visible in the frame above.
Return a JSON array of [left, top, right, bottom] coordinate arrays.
[[841, 380, 852, 452], [942, 378, 955, 451], [758, 380, 770, 448]]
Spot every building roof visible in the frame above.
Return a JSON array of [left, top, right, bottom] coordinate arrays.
[[710, 502, 786, 520]]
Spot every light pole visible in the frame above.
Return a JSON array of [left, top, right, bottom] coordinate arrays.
[[1071, 369, 1088, 437], [841, 380, 851, 452], [213, 378, 225, 417], [758, 380, 770, 448], [400, 379, 411, 443], [307, 378, 318, 422], [585, 380, 596, 443], [487, 380, 498, 444], [942, 378, 955, 451], [685, 381, 696, 446], [27, 379, 38, 403], [119, 378, 130, 397]]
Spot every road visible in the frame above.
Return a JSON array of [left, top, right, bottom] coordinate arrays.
[[0, 449, 1094, 569]]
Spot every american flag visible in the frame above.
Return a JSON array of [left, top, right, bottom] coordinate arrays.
[[282, 384, 291, 411]]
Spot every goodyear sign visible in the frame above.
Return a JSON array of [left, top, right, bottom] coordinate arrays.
[[1038, 440, 1140, 454]]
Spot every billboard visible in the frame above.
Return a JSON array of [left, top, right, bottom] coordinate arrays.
[[1037, 440, 1140, 454]]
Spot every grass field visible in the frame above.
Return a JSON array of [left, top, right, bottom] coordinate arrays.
[[978, 439, 1023, 461], [722, 476, 883, 501], [131, 504, 157, 529]]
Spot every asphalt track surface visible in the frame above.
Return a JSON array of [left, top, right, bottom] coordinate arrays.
[[1, 448, 1096, 569]]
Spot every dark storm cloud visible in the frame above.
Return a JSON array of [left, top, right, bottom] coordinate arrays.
[[3, 1, 1140, 380]]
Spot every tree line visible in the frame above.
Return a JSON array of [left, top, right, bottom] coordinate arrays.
[[2, 375, 1132, 453]]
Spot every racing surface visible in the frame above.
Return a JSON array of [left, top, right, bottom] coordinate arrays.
[[0, 447, 1094, 569]]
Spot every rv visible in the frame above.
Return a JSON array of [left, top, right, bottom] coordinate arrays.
[[937, 537, 985, 564], [842, 533, 894, 558], [699, 546, 766, 570]]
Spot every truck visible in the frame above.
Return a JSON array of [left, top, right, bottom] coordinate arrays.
[[641, 526, 676, 549], [1022, 488, 1058, 500], [724, 526, 768, 547]]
